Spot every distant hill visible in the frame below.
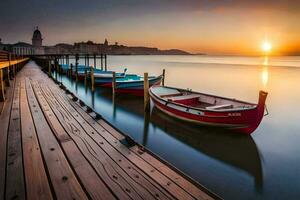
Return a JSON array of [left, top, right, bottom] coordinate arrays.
[[107, 46, 191, 55], [159, 49, 191, 55]]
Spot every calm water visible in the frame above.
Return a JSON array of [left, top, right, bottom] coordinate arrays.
[[55, 55, 300, 200]]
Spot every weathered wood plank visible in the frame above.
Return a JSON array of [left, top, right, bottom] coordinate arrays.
[[32, 81, 142, 200], [41, 83, 175, 200], [5, 79, 25, 200], [0, 80, 14, 200], [47, 80, 213, 200], [4, 61, 216, 200], [130, 146, 214, 200], [64, 97, 198, 200], [25, 79, 88, 200], [19, 77, 53, 200], [25, 79, 116, 200]]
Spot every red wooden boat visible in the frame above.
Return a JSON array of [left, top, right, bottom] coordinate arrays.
[[149, 86, 268, 134]]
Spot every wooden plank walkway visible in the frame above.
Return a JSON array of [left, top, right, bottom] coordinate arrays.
[[0, 61, 217, 200]]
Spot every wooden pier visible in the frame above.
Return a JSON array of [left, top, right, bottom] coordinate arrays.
[[0, 56, 218, 199]]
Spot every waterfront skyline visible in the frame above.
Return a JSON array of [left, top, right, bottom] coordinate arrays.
[[1, 0, 300, 55]]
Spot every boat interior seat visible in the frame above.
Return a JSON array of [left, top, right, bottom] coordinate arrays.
[[153, 87, 182, 97], [206, 104, 233, 110], [166, 94, 201, 102]]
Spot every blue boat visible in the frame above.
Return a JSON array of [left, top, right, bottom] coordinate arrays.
[[59, 64, 126, 80], [100, 73, 163, 96]]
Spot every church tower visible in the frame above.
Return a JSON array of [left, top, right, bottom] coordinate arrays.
[[104, 38, 108, 46], [32, 26, 43, 47]]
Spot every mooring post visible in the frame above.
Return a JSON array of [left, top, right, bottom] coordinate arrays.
[[70, 63, 73, 77], [54, 59, 57, 80], [12, 64, 15, 78], [75, 54, 79, 82], [59, 57, 62, 75], [67, 55, 70, 76], [87, 54, 90, 67], [162, 69, 165, 86], [94, 54, 96, 69], [48, 59, 51, 76], [105, 54, 107, 71], [0, 69, 5, 101], [101, 54, 103, 70], [112, 72, 116, 97], [91, 66, 95, 92], [58, 57, 60, 75], [6, 54, 11, 86], [12, 54, 16, 78], [144, 72, 150, 111], [84, 68, 87, 86]]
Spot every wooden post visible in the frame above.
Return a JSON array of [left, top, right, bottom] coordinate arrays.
[[144, 72, 150, 111], [0, 69, 5, 101], [75, 54, 79, 82], [55, 59, 58, 81], [87, 54, 89, 67], [6, 54, 11, 86], [91, 66, 95, 92], [13, 64, 16, 78], [70, 63, 73, 77], [162, 69, 165, 86], [94, 54, 96, 69], [112, 72, 116, 96], [48, 60, 51, 76], [58, 57, 61, 75], [84, 68, 87, 86], [101, 54, 103, 70], [105, 54, 107, 71]]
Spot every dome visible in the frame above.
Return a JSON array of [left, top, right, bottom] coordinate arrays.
[[32, 26, 43, 47], [32, 27, 42, 40]]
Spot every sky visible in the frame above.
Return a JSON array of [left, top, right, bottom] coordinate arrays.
[[1, 0, 300, 55]]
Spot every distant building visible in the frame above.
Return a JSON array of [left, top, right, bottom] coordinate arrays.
[[74, 41, 103, 54], [104, 39, 108, 46], [32, 27, 43, 47], [12, 42, 34, 55], [11, 27, 45, 55]]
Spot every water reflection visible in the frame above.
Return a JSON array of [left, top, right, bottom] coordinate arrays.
[[263, 56, 269, 66], [151, 107, 263, 191], [143, 112, 150, 146], [262, 56, 269, 89], [100, 90, 263, 191]]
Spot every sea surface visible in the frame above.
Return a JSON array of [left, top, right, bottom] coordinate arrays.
[[55, 55, 300, 200]]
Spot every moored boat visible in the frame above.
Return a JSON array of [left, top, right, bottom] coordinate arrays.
[[100, 74, 163, 96], [60, 64, 127, 80], [149, 86, 268, 134]]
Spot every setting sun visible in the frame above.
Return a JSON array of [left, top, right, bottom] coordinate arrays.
[[261, 41, 272, 53]]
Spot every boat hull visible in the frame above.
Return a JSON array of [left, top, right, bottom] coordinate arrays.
[[150, 87, 267, 134], [101, 75, 162, 96]]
